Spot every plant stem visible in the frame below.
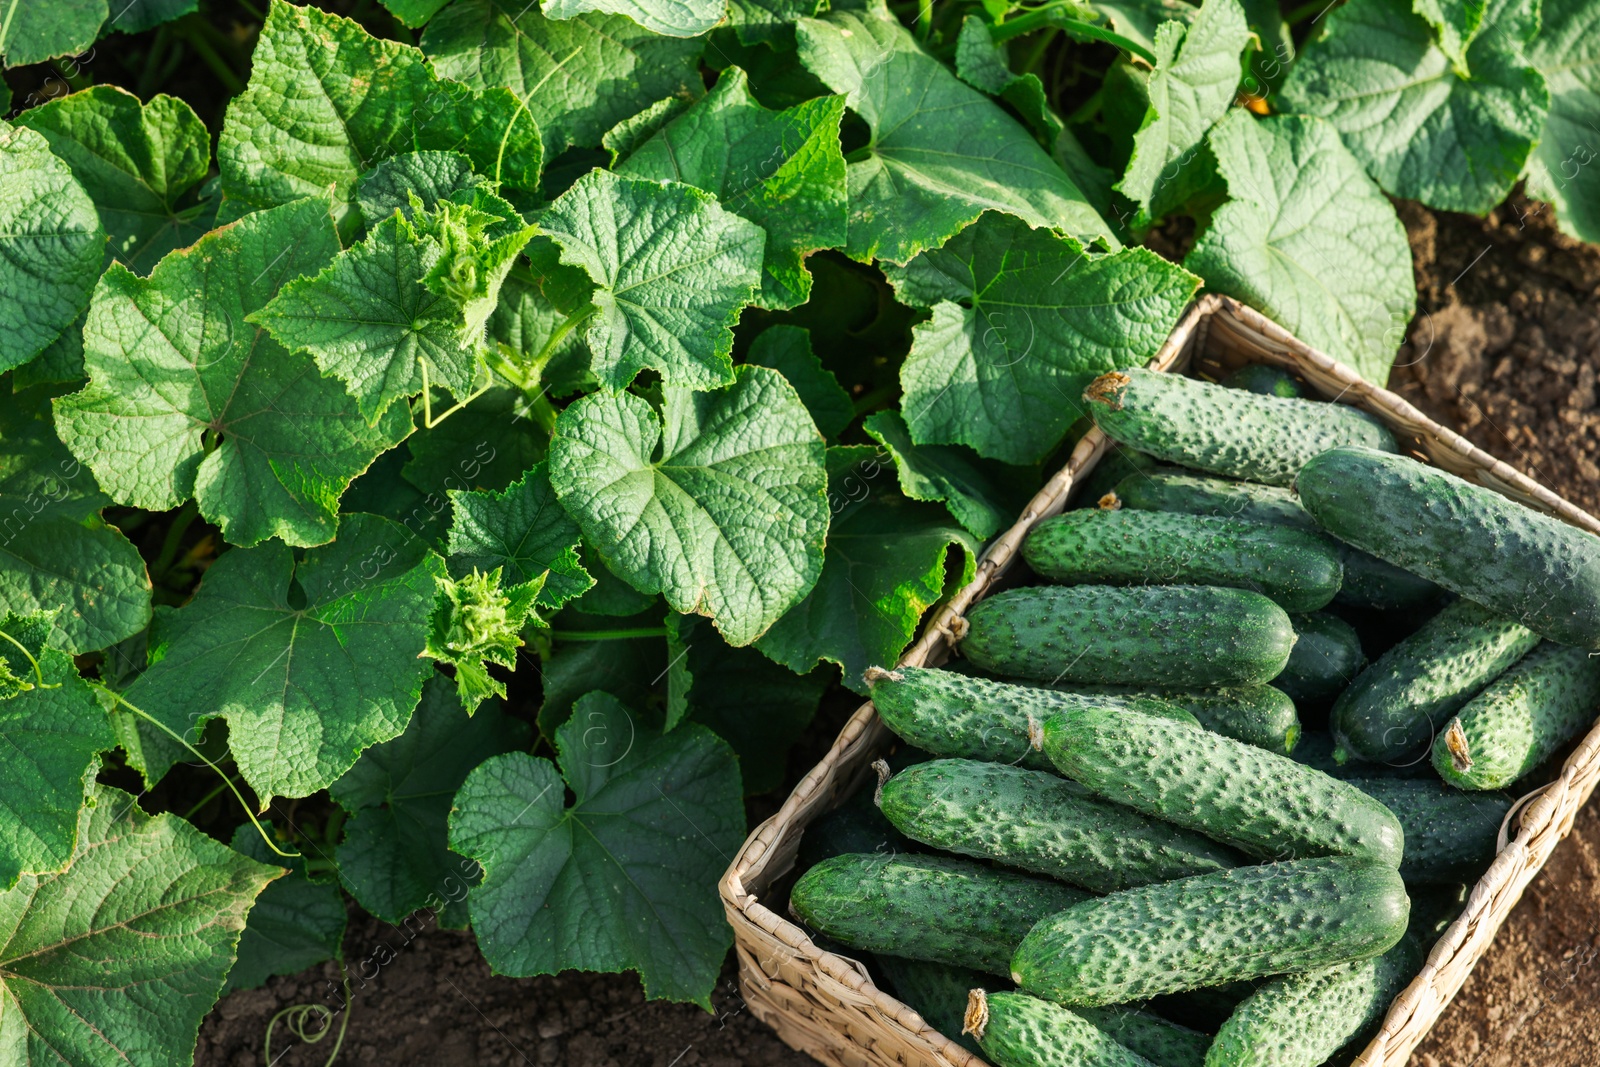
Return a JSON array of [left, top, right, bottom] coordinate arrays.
[[174, 21, 246, 95], [150, 501, 199, 581], [1065, 86, 1105, 126], [851, 383, 899, 416], [548, 627, 669, 642]]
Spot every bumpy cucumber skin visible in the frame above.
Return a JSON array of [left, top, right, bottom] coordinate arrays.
[[1078, 444, 1162, 507], [1023, 509, 1342, 613], [1060, 683, 1300, 754], [1332, 599, 1540, 765], [1432, 642, 1600, 790], [975, 992, 1161, 1067], [796, 789, 914, 870], [962, 585, 1296, 687], [1083, 368, 1396, 487], [1347, 778, 1511, 884], [1042, 706, 1404, 866], [1012, 857, 1410, 1006], [1336, 550, 1442, 611], [1222, 364, 1307, 398], [869, 666, 1197, 773], [1204, 938, 1418, 1067], [1298, 446, 1600, 649], [790, 853, 1087, 976], [875, 956, 986, 1056], [879, 759, 1241, 893], [1292, 731, 1431, 780], [1076, 1006, 1209, 1067], [1274, 612, 1366, 704]]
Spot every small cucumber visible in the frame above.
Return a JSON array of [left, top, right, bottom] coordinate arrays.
[[1298, 446, 1600, 649], [964, 990, 1160, 1067], [867, 666, 1198, 773], [1058, 683, 1300, 754], [1204, 937, 1418, 1067], [1273, 612, 1365, 705], [962, 585, 1296, 687], [1041, 706, 1404, 866], [1076, 1007, 1210, 1067], [1083, 368, 1396, 487], [1221, 364, 1307, 398], [796, 788, 914, 870], [875, 956, 986, 1056], [1331, 599, 1541, 765], [1078, 443, 1162, 507], [1433, 642, 1600, 790], [877, 759, 1241, 893], [1347, 778, 1511, 885], [1011, 856, 1410, 1006], [1023, 509, 1342, 613], [1291, 731, 1431, 780], [789, 852, 1087, 976]]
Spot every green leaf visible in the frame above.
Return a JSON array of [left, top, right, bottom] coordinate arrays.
[[1278, 0, 1547, 214], [565, 544, 660, 617], [123, 513, 445, 803], [545, 0, 725, 37], [253, 198, 535, 421], [954, 15, 1062, 144], [332, 674, 529, 927], [218, 0, 542, 233], [54, 198, 413, 549], [447, 462, 593, 609], [0, 1, 105, 67], [1414, 0, 1487, 72], [540, 170, 765, 391], [1184, 112, 1416, 382], [549, 365, 829, 646], [744, 325, 854, 440], [487, 268, 593, 396], [355, 149, 495, 227], [666, 613, 825, 792], [450, 691, 743, 1005], [756, 447, 978, 693], [726, 0, 821, 45], [109, 1, 199, 33], [425, 567, 545, 712], [1116, 0, 1251, 214], [0, 645, 112, 890], [16, 86, 212, 276], [0, 784, 278, 1066], [886, 211, 1200, 464], [1093, 0, 1199, 53], [602, 97, 692, 163], [862, 409, 1031, 540], [616, 68, 848, 310], [222, 823, 346, 994], [379, 0, 454, 27], [342, 446, 453, 552], [797, 8, 1115, 262], [0, 383, 151, 653], [1524, 0, 1600, 244], [422, 0, 704, 158], [402, 386, 549, 498], [0, 609, 54, 700], [537, 608, 667, 735], [0, 123, 105, 374]]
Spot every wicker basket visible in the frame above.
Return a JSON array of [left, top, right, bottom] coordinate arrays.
[[719, 294, 1600, 1067]]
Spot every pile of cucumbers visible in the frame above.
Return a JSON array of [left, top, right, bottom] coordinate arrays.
[[788, 366, 1600, 1067]]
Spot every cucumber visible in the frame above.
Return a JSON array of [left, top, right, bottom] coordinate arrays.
[[1204, 937, 1418, 1067], [1011, 856, 1410, 1006], [1221, 364, 1307, 398], [1077, 443, 1161, 507], [789, 853, 1088, 976], [1041, 706, 1404, 865], [867, 666, 1198, 773], [875, 956, 986, 1056], [1331, 599, 1541, 765], [796, 787, 914, 869], [1273, 612, 1365, 705], [1346, 778, 1511, 885], [1149, 983, 1260, 1034], [1113, 468, 1440, 610], [1297, 446, 1600, 649], [1022, 509, 1342, 613], [876, 759, 1241, 893], [1076, 1006, 1210, 1067], [964, 990, 1160, 1067], [1057, 683, 1300, 754], [1083, 368, 1396, 487], [1432, 642, 1600, 790], [1291, 731, 1431, 780], [962, 586, 1296, 687]]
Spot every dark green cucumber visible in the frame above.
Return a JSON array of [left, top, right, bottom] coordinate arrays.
[[965, 990, 1160, 1067], [1022, 509, 1342, 613], [1331, 599, 1540, 765], [1273, 612, 1365, 705], [1083, 368, 1396, 487], [1058, 683, 1300, 754], [1433, 642, 1600, 790], [875, 956, 986, 1056], [1011, 857, 1410, 1006], [1077, 443, 1162, 507], [1076, 1006, 1210, 1067], [876, 759, 1240, 893], [796, 788, 914, 870], [1292, 731, 1431, 780], [1221, 364, 1307, 398], [1298, 446, 1600, 649], [1347, 778, 1511, 885], [1336, 551, 1443, 612], [789, 853, 1087, 976], [1042, 706, 1404, 865], [867, 666, 1198, 773], [1204, 937, 1418, 1067], [962, 585, 1296, 687]]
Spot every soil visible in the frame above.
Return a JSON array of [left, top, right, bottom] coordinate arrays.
[[197, 197, 1600, 1067]]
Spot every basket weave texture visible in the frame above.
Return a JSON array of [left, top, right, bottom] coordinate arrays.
[[719, 294, 1600, 1067]]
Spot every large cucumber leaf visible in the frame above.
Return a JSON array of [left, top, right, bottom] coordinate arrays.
[[222, 824, 346, 993], [447, 463, 594, 610], [1525, 0, 1600, 244], [544, 0, 725, 37]]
